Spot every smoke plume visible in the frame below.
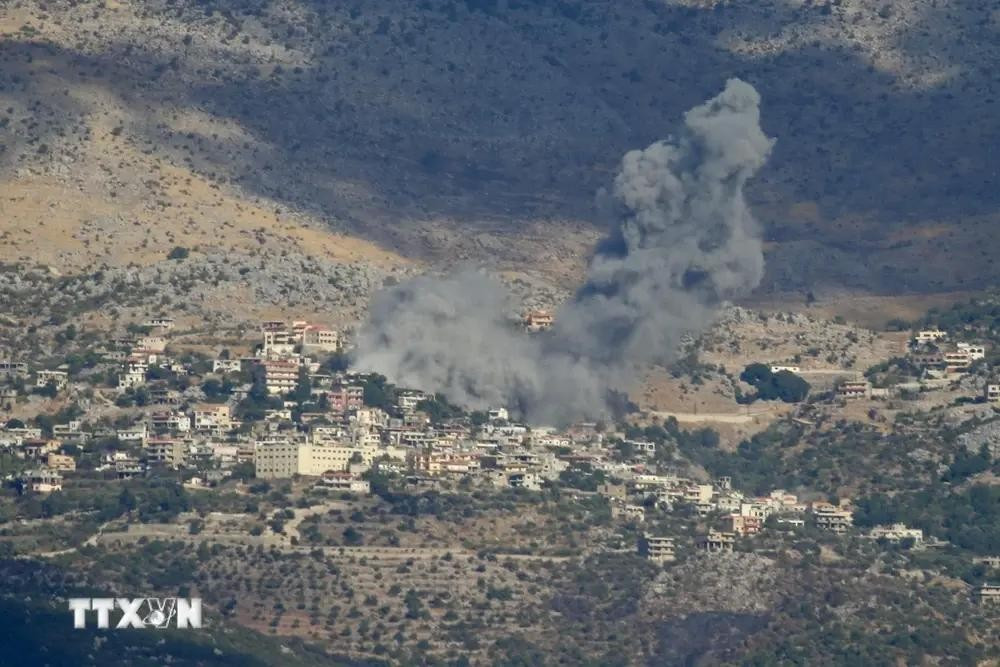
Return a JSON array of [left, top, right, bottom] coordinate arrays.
[[352, 79, 775, 424]]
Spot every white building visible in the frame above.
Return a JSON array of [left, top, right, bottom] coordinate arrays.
[[868, 523, 923, 544], [956, 342, 986, 361], [212, 359, 242, 374], [915, 329, 947, 343]]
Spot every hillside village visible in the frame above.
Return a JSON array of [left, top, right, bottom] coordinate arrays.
[[1, 301, 998, 628]]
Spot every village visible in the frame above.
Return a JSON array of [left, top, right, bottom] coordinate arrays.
[[0, 309, 998, 608]]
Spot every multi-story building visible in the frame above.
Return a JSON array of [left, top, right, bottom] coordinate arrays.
[[46, 453, 76, 471], [35, 369, 69, 390], [326, 385, 364, 413], [725, 513, 762, 536], [301, 325, 340, 352], [957, 342, 986, 361], [837, 379, 871, 399], [974, 585, 1000, 605], [118, 357, 148, 391], [914, 329, 947, 343], [212, 359, 242, 374], [262, 360, 298, 395], [522, 310, 553, 332], [316, 471, 371, 494], [145, 438, 186, 466], [812, 503, 853, 533], [697, 530, 735, 553], [868, 523, 923, 543], [192, 404, 232, 432], [254, 442, 382, 479], [397, 390, 428, 413], [150, 411, 192, 433], [640, 535, 676, 563], [261, 322, 295, 358], [0, 360, 29, 380], [944, 350, 973, 373], [26, 469, 63, 493]]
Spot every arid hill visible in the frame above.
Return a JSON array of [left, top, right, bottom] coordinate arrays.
[[1, 0, 999, 310]]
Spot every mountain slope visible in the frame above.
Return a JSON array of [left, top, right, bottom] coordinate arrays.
[[1, 0, 998, 301]]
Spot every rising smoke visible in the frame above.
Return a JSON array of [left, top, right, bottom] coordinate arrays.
[[352, 78, 775, 424]]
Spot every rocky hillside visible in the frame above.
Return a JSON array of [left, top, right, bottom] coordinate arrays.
[[1, 0, 999, 309]]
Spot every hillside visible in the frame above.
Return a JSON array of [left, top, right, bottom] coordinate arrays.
[[1, 0, 999, 314]]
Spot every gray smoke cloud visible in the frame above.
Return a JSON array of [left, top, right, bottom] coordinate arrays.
[[352, 78, 775, 424]]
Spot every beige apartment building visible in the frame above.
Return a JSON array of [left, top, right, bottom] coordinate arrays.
[[255, 442, 383, 479]]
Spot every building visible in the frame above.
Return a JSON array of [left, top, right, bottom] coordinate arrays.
[[611, 503, 646, 522], [46, 453, 76, 471], [118, 357, 148, 391], [0, 360, 29, 379], [150, 411, 191, 433], [599, 482, 628, 501], [26, 469, 63, 493], [640, 535, 676, 563], [316, 471, 370, 494], [837, 379, 871, 400], [115, 458, 145, 479], [143, 317, 175, 330], [974, 585, 1000, 605], [302, 325, 340, 352], [868, 523, 923, 543], [254, 442, 382, 479], [812, 503, 853, 533], [973, 556, 1000, 569], [192, 404, 232, 432], [944, 350, 973, 373], [910, 352, 944, 368], [697, 530, 735, 553], [326, 385, 364, 413], [117, 424, 148, 445], [261, 322, 296, 358], [52, 421, 87, 441], [145, 439, 186, 466], [914, 329, 947, 343], [395, 389, 427, 413], [136, 336, 168, 353], [35, 369, 69, 390], [684, 484, 714, 505], [212, 359, 242, 374], [986, 385, 1000, 404], [724, 513, 762, 537], [523, 310, 553, 332], [770, 364, 801, 374], [22, 438, 61, 459], [957, 342, 986, 361], [262, 360, 299, 395]]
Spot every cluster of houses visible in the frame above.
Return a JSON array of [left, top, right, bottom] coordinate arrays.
[[0, 317, 993, 598], [597, 472, 860, 559], [769, 328, 996, 402], [909, 329, 986, 375]]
